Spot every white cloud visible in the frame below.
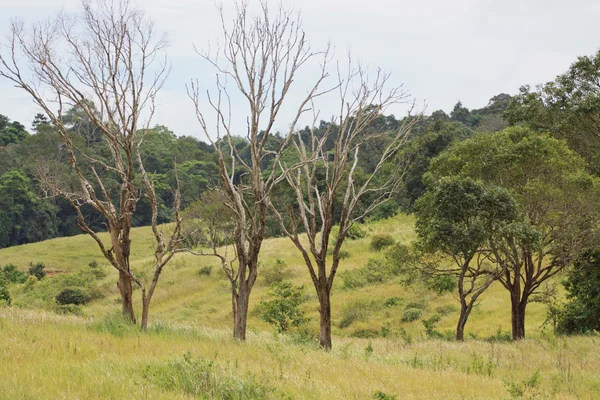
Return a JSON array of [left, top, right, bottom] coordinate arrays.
[[1, 0, 599, 137]]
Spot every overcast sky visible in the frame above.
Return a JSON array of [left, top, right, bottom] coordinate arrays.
[[1, 0, 599, 139]]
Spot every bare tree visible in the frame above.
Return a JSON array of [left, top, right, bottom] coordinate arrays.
[[0, 0, 181, 328], [188, 1, 331, 340], [269, 61, 417, 349]]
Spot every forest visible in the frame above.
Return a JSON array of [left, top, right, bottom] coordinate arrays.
[[1, 0, 600, 399]]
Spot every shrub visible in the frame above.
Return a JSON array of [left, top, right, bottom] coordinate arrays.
[[401, 308, 423, 322], [56, 288, 88, 305], [341, 258, 392, 290], [88, 260, 99, 269], [55, 304, 83, 316], [28, 262, 46, 280], [374, 391, 398, 400], [351, 328, 379, 338], [338, 250, 351, 259], [259, 282, 308, 333], [435, 305, 458, 316], [384, 297, 402, 308], [145, 352, 275, 399], [370, 234, 395, 251], [2, 264, 27, 284], [422, 314, 442, 338], [197, 266, 212, 276], [261, 258, 292, 286], [346, 224, 367, 240], [339, 300, 381, 328], [0, 277, 11, 306], [91, 312, 137, 337], [426, 275, 456, 294]]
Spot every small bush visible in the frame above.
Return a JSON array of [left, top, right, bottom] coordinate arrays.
[[370, 234, 395, 251], [88, 260, 99, 269], [351, 328, 379, 338], [56, 288, 88, 305], [338, 250, 351, 259], [384, 297, 402, 308], [198, 266, 212, 276], [0, 277, 11, 306], [374, 391, 397, 400], [28, 262, 46, 280], [24, 275, 38, 290], [422, 314, 442, 338], [426, 275, 456, 294], [2, 264, 27, 284], [259, 282, 308, 333], [145, 352, 276, 399], [346, 224, 367, 240], [401, 308, 423, 322], [435, 305, 458, 316], [341, 258, 391, 290], [405, 301, 427, 310], [91, 312, 137, 337], [261, 258, 293, 286], [339, 300, 381, 328], [55, 304, 83, 316]]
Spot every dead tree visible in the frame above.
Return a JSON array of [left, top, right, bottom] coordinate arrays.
[[269, 62, 417, 349], [0, 0, 181, 327], [188, 2, 331, 341]]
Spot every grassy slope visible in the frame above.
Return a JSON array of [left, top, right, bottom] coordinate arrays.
[[0, 214, 598, 399]]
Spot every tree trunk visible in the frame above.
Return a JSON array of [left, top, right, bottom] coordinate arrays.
[[456, 305, 469, 341], [510, 293, 527, 340], [140, 296, 150, 330], [233, 282, 250, 341], [117, 270, 136, 324], [317, 285, 332, 350]]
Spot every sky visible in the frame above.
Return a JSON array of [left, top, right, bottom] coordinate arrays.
[[1, 0, 599, 140]]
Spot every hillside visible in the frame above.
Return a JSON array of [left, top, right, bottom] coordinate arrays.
[[2, 214, 598, 399]]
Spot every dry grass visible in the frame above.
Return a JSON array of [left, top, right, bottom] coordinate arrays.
[[0, 213, 599, 398]]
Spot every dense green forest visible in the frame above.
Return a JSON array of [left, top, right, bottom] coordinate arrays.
[[0, 95, 511, 249]]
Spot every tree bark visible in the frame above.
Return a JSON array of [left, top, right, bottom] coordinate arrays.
[[456, 305, 469, 341], [510, 293, 527, 340], [233, 283, 250, 341], [141, 296, 150, 331], [317, 283, 332, 350], [117, 270, 136, 324]]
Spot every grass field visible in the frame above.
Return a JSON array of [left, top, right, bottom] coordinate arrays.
[[1, 214, 599, 399]]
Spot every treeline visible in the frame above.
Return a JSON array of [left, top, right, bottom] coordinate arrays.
[[0, 95, 511, 249]]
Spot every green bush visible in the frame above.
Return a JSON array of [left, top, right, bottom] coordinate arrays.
[[374, 391, 398, 400], [346, 224, 367, 240], [55, 304, 83, 316], [197, 266, 212, 276], [145, 352, 275, 399], [0, 277, 11, 306], [426, 275, 456, 294], [370, 234, 395, 251], [28, 262, 46, 280], [351, 328, 380, 338], [341, 258, 392, 290], [422, 314, 442, 338], [405, 301, 427, 310], [384, 297, 402, 308], [56, 287, 88, 305], [339, 300, 381, 328], [435, 305, 458, 316], [91, 312, 137, 337], [261, 258, 292, 286], [259, 282, 308, 333], [2, 264, 27, 284], [401, 308, 423, 322]]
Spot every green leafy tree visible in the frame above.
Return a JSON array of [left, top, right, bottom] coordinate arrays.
[[505, 50, 600, 172], [557, 251, 600, 334], [415, 177, 518, 340], [427, 127, 600, 339]]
